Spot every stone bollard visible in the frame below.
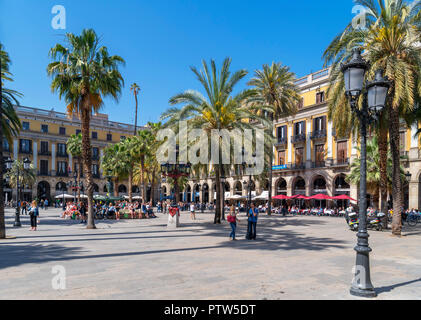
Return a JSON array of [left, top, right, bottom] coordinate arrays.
[[167, 207, 180, 228]]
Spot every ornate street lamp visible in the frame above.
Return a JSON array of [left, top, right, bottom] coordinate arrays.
[[242, 153, 256, 217], [12, 158, 31, 227], [342, 48, 390, 298], [161, 162, 191, 205]]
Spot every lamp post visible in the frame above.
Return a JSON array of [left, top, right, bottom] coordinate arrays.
[[341, 48, 390, 298], [220, 177, 226, 220], [10, 158, 31, 227], [242, 152, 256, 216], [160, 162, 191, 205]]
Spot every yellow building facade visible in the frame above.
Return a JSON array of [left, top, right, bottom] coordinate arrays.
[[3, 106, 142, 202]]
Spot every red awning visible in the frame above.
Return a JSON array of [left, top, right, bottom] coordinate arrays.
[[332, 195, 357, 201], [273, 195, 290, 200], [310, 194, 333, 200]]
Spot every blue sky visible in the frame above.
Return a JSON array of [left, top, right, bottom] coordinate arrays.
[[0, 0, 356, 126]]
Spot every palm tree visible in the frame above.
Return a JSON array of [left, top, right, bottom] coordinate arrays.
[[1, 43, 22, 239], [47, 29, 125, 229], [5, 160, 37, 192], [131, 130, 153, 203], [347, 135, 406, 206], [162, 58, 272, 224], [323, 0, 421, 236], [131, 83, 141, 135], [67, 133, 83, 203], [247, 62, 300, 216], [101, 143, 129, 197]]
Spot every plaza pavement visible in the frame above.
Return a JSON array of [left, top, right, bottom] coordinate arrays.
[[0, 207, 420, 300]]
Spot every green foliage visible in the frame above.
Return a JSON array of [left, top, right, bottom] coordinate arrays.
[[4, 160, 36, 189]]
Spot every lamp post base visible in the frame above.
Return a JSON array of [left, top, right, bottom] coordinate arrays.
[[14, 208, 21, 227], [350, 287, 377, 298], [167, 211, 180, 229]]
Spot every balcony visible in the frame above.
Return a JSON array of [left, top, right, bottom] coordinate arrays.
[[38, 150, 51, 156], [92, 154, 100, 161], [56, 152, 68, 158], [312, 161, 326, 168], [332, 129, 349, 140], [274, 137, 288, 148], [272, 163, 305, 171], [291, 134, 306, 144], [19, 149, 32, 155], [93, 173, 100, 179], [310, 130, 327, 140], [56, 171, 69, 177], [331, 158, 350, 167], [38, 170, 51, 176]]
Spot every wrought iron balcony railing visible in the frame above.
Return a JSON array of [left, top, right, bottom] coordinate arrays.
[[291, 134, 306, 144]]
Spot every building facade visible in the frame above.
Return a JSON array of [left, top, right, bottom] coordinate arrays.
[[3, 105, 144, 202], [167, 68, 421, 210]]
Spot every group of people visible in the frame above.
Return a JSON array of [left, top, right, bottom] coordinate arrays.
[[227, 203, 259, 241]]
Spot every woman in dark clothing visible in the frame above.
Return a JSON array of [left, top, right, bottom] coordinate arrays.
[[79, 202, 87, 224]]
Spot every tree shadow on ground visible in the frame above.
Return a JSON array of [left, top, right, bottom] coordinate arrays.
[[375, 277, 421, 295]]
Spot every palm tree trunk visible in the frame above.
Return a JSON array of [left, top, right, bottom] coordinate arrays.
[[128, 168, 133, 203], [151, 168, 156, 205], [140, 157, 146, 204], [134, 93, 138, 135], [0, 61, 5, 238], [268, 152, 273, 216], [81, 103, 95, 229], [389, 105, 403, 236], [114, 178, 118, 197], [77, 158, 81, 203], [214, 165, 221, 224], [378, 125, 388, 215]]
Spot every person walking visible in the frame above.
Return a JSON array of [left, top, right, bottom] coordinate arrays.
[[190, 202, 196, 220], [228, 205, 240, 240], [79, 202, 87, 224], [28, 200, 39, 231], [247, 203, 259, 240]]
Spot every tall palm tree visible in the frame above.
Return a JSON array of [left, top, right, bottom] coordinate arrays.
[[67, 133, 83, 203], [323, 0, 421, 236], [131, 83, 141, 135], [247, 62, 300, 216], [162, 58, 272, 224], [101, 143, 129, 197], [131, 130, 153, 203], [1, 43, 22, 239], [47, 29, 125, 229]]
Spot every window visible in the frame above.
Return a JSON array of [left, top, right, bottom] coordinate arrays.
[[337, 141, 348, 163], [297, 98, 304, 109], [40, 160, 49, 175], [92, 147, 99, 159], [19, 139, 32, 153], [106, 133, 112, 141], [3, 139, 10, 152], [59, 127, 66, 135], [57, 143, 67, 155], [92, 164, 99, 177], [294, 121, 305, 135], [313, 116, 326, 132], [22, 122, 30, 131], [92, 132, 98, 140], [295, 147, 304, 164], [279, 150, 286, 165], [41, 124, 49, 133], [316, 91, 325, 104], [40, 141, 49, 153], [315, 144, 325, 163], [277, 126, 287, 141], [57, 161, 68, 175], [400, 132, 406, 152], [76, 129, 81, 135]]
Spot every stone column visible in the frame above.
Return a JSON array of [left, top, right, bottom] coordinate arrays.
[[287, 123, 292, 164], [33, 142, 38, 169], [306, 119, 312, 169], [409, 123, 419, 160], [13, 139, 18, 160], [327, 120, 333, 166], [51, 143, 56, 175], [408, 180, 419, 210]]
